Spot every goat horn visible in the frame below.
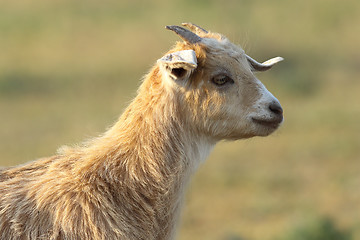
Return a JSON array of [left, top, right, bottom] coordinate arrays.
[[166, 25, 202, 44], [181, 22, 208, 35], [246, 55, 284, 71]]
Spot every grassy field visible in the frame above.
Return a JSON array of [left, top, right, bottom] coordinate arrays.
[[1, 0, 359, 239]]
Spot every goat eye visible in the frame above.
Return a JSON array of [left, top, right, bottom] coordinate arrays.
[[211, 75, 234, 86]]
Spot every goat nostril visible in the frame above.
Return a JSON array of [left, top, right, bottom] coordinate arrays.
[[269, 102, 283, 115]]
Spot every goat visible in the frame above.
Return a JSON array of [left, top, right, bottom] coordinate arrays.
[[0, 23, 284, 240]]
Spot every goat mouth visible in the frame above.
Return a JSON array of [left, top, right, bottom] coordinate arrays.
[[252, 117, 282, 128]]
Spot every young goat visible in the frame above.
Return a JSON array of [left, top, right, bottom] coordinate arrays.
[[0, 23, 284, 240]]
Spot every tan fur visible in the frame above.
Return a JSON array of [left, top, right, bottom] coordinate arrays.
[[0, 26, 282, 240]]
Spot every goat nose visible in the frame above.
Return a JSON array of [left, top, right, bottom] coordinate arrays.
[[269, 102, 283, 115]]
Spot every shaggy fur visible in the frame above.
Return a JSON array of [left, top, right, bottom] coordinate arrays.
[[0, 24, 283, 240]]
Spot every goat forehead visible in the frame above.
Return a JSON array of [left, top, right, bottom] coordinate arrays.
[[202, 46, 252, 78], [202, 38, 252, 75], [202, 37, 245, 58]]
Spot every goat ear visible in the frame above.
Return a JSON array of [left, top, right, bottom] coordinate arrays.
[[158, 50, 197, 80]]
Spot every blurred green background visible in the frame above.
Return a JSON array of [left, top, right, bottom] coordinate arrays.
[[1, 0, 359, 239]]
